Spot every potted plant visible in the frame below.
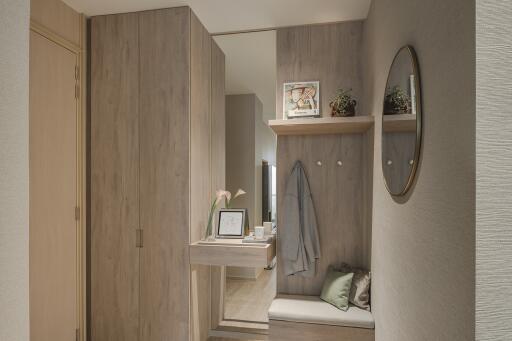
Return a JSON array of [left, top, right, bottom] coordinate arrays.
[[204, 188, 246, 240], [384, 86, 411, 114], [329, 88, 357, 117]]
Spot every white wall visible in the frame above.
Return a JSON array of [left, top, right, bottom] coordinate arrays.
[[363, 0, 475, 340], [0, 0, 30, 340], [476, 2, 512, 340]]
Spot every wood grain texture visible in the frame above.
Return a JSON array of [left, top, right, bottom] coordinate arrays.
[[269, 116, 374, 136], [276, 21, 363, 119], [210, 39, 226, 332], [363, 0, 475, 340], [361, 128, 374, 269], [190, 10, 212, 341], [382, 114, 416, 132], [90, 13, 140, 341], [29, 30, 77, 341], [224, 268, 276, 323], [190, 240, 275, 268], [211, 39, 226, 208], [211, 266, 226, 330], [276, 134, 368, 295], [138, 8, 191, 341], [30, 0, 81, 45], [269, 320, 374, 341], [476, 1, 512, 340]]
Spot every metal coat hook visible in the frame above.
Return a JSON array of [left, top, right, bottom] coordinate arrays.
[[336, 160, 343, 167], [316, 161, 322, 167]]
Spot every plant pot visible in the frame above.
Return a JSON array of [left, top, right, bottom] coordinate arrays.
[[331, 105, 356, 117]]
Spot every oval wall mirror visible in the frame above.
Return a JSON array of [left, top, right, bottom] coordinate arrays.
[[381, 45, 422, 196]]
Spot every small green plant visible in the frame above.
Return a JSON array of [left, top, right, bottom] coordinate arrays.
[[330, 88, 357, 117], [384, 86, 411, 114]]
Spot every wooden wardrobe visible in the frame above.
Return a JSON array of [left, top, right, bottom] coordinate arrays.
[[90, 7, 225, 341]]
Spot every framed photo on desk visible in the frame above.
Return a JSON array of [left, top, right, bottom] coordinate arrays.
[[217, 209, 248, 238]]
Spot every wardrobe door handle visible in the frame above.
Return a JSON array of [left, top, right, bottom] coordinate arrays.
[[136, 229, 143, 248]]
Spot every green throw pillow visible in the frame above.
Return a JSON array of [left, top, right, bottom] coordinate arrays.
[[320, 267, 354, 311]]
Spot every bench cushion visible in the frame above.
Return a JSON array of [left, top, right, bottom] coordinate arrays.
[[268, 294, 374, 329]]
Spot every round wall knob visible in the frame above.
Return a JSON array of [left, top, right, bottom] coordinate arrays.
[[316, 161, 322, 166], [409, 159, 414, 165], [387, 160, 393, 166], [337, 160, 343, 166]]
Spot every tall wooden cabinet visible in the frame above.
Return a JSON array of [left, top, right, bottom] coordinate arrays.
[[90, 7, 224, 341]]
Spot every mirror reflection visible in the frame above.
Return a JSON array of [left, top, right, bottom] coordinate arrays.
[[382, 46, 422, 196], [214, 30, 277, 324]]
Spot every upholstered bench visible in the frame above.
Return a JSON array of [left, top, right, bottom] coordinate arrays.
[[268, 295, 375, 341]]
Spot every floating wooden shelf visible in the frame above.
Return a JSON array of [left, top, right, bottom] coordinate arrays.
[[268, 116, 374, 136], [383, 114, 417, 132], [189, 237, 276, 268]]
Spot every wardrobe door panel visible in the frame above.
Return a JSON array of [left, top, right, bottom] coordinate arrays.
[[29, 30, 78, 341], [210, 40, 226, 330], [190, 12, 212, 341], [90, 13, 140, 341], [139, 8, 190, 341]]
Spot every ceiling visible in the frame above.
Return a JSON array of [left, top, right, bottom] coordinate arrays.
[[214, 31, 276, 122], [63, 0, 371, 33]]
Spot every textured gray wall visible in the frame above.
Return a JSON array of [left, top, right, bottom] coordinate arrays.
[[0, 0, 30, 340], [476, 1, 512, 340], [363, 0, 475, 340]]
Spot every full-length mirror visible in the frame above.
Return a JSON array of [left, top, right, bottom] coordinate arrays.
[[214, 30, 277, 326], [382, 45, 422, 196]]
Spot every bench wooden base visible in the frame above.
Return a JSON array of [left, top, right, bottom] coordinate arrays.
[[269, 320, 375, 341]]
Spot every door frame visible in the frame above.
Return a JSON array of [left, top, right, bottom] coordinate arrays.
[[30, 17, 87, 341]]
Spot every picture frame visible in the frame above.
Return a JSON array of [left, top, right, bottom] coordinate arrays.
[[283, 81, 320, 119], [216, 208, 249, 239]]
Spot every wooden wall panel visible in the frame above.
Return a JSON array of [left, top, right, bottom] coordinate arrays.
[[210, 40, 226, 330], [210, 34, 226, 201], [90, 13, 140, 341], [276, 22, 363, 119], [29, 30, 78, 341], [31, 0, 81, 45], [138, 8, 191, 341], [190, 10, 212, 341], [276, 134, 366, 295]]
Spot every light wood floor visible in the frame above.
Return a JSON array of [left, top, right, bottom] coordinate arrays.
[[224, 267, 276, 323]]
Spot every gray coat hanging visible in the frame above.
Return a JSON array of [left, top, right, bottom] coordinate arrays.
[[281, 161, 321, 277]]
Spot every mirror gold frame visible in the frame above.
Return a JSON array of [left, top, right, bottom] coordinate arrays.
[[381, 45, 422, 196]]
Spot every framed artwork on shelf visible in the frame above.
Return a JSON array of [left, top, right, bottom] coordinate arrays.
[[283, 81, 320, 119]]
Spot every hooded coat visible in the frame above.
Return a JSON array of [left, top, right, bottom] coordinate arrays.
[[281, 161, 321, 277]]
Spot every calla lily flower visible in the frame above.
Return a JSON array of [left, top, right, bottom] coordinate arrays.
[[233, 189, 246, 200]]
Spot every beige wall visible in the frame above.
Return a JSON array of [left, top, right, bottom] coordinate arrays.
[[226, 94, 256, 225], [363, 0, 475, 340], [255, 97, 277, 226], [0, 0, 30, 340], [226, 94, 276, 228], [476, 2, 512, 340]]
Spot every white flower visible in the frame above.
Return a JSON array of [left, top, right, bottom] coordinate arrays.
[[233, 189, 246, 200]]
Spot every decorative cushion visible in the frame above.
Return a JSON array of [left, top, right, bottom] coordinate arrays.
[[268, 294, 375, 329], [320, 267, 354, 311], [339, 263, 371, 311]]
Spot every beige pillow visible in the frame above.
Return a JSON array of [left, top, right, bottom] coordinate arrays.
[[339, 263, 371, 311]]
